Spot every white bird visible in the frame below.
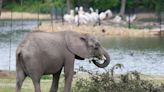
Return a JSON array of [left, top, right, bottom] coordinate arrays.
[[64, 7, 114, 25], [126, 14, 136, 23], [89, 8, 99, 25], [63, 10, 75, 24], [99, 9, 113, 20], [89, 7, 94, 13], [105, 9, 113, 19], [78, 6, 85, 15], [75, 6, 88, 25], [75, 7, 79, 12], [112, 15, 122, 23], [99, 12, 106, 20]]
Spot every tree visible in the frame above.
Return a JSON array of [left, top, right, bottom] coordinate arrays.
[[66, 0, 72, 12], [119, 0, 126, 17], [0, 0, 2, 16], [92, 0, 119, 11]]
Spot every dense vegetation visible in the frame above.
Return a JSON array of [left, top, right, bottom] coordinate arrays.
[[73, 65, 164, 92], [40, 64, 164, 92], [2, 0, 164, 13], [74, 72, 164, 92]]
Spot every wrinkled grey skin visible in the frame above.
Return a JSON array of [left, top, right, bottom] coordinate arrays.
[[16, 31, 110, 92]]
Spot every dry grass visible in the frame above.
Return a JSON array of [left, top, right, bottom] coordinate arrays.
[[140, 74, 164, 84], [35, 22, 160, 37], [0, 11, 50, 20], [0, 11, 163, 37]]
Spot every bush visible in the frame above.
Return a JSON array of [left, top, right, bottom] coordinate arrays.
[[73, 64, 164, 92]]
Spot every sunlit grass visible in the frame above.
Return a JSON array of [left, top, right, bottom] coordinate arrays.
[[0, 78, 51, 92], [0, 72, 164, 92], [36, 22, 159, 37], [0, 75, 65, 92]]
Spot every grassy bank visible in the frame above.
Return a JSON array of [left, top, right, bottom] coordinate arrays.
[[0, 70, 164, 92], [0, 77, 52, 92], [36, 22, 163, 37], [0, 11, 50, 20], [0, 73, 65, 92]]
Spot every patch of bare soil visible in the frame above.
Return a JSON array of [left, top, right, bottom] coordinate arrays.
[[0, 70, 15, 78]]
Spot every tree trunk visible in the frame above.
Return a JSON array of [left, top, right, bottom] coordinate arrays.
[[66, 0, 72, 13], [42, 0, 45, 3], [0, 0, 2, 16], [119, 0, 126, 17]]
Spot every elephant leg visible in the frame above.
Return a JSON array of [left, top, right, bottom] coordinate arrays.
[[31, 77, 41, 92], [64, 58, 74, 92], [16, 69, 26, 92], [49, 69, 62, 92]]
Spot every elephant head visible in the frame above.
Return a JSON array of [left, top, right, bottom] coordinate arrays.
[[65, 31, 110, 68]]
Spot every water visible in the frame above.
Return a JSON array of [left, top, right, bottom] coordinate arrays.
[[75, 37, 164, 75], [0, 20, 38, 70], [0, 21, 164, 76]]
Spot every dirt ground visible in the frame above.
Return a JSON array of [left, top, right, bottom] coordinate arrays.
[[0, 70, 15, 78]]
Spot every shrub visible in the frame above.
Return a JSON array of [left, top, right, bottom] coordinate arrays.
[[73, 64, 164, 92]]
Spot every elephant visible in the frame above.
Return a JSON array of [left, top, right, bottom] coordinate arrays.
[[16, 31, 110, 92]]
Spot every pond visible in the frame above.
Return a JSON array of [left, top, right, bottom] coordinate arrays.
[[76, 36, 164, 75], [0, 20, 164, 76]]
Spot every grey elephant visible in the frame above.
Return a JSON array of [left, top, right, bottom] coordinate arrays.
[[16, 31, 110, 92]]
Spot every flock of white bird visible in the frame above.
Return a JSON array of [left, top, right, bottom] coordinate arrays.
[[64, 6, 136, 25]]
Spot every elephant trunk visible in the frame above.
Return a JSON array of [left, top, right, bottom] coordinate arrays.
[[92, 50, 110, 68]]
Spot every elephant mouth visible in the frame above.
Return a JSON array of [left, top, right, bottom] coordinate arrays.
[[75, 55, 85, 60]]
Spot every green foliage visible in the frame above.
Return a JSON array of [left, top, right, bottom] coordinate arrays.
[[3, 1, 41, 12], [2, 0, 164, 13], [72, 0, 119, 11], [126, 0, 164, 11], [74, 64, 164, 92], [53, 0, 65, 7], [92, 0, 119, 11], [3, 0, 65, 13], [41, 75, 52, 80]]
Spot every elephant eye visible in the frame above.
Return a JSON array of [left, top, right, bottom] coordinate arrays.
[[94, 44, 100, 50], [95, 43, 100, 48]]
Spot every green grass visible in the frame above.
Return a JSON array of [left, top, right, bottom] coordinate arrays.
[[0, 76, 64, 92], [1, 69, 164, 92], [0, 73, 164, 92]]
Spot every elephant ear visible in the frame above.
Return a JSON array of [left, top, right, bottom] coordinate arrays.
[[65, 32, 90, 58]]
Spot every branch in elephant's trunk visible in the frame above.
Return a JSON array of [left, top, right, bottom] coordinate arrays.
[[89, 56, 106, 64], [92, 51, 110, 68], [92, 59, 105, 64], [93, 57, 106, 64]]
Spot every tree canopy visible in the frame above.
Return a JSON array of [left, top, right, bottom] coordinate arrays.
[[2, 0, 164, 13]]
